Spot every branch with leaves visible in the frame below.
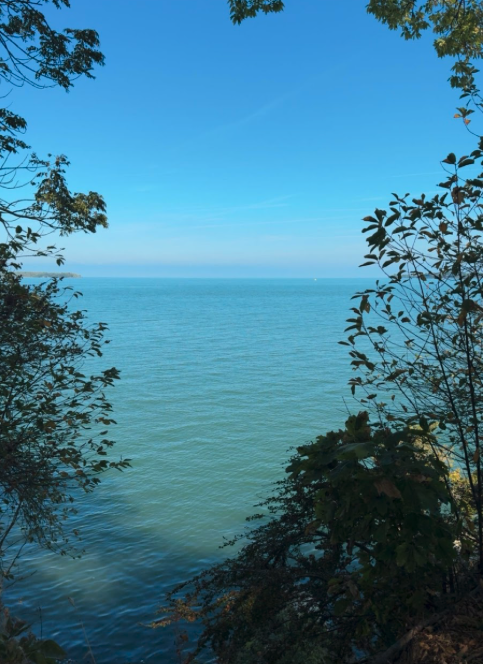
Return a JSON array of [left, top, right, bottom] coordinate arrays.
[[0, 0, 126, 578]]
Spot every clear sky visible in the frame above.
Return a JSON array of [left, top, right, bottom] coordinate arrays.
[[16, 0, 479, 277]]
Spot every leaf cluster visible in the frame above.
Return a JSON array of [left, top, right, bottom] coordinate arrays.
[[346, 138, 483, 573], [158, 413, 466, 663], [367, 1, 483, 91], [228, 0, 284, 25], [0, 0, 125, 578], [0, 601, 66, 664], [0, 0, 104, 90], [0, 269, 130, 567], [228, 1, 483, 90]]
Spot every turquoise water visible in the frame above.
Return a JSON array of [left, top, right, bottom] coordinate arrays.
[[5, 278, 373, 663]]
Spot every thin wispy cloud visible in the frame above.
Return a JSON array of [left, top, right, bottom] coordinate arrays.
[[211, 90, 296, 134], [208, 69, 342, 136], [169, 67, 343, 155]]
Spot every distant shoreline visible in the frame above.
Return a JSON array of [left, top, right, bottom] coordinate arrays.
[[16, 271, 81, 278]]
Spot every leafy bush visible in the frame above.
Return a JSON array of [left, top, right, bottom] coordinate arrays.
[[158, 413, 466, 663]]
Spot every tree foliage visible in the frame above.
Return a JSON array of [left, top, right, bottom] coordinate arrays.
[[0, 599, 67, 663], [0, 0, 127, 577], [368, 0, 483, 90], [0, 270, 128, 569], [165, 139, 483, 658], [0, 0, 104, 90], [167, 141, 483, 658], [159, 413, 467, 663], [228, 0, 284, 25], [346, 140, 483, 572], [228, 0, 483, 89]]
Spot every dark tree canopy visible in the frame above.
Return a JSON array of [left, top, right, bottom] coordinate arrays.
[[228, 0, 284, 25], [346, 139, 483, 574], [0, 271, 128, 568], [228, 0, 483, 89], [0, 0, 126, 578], [0, 0, 104, 89], [159, 414, 466, 664]]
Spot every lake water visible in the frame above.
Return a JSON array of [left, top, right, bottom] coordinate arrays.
[[4, 278, 374, 663]]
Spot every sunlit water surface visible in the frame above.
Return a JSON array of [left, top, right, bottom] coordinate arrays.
[[5, 278, 374, 663]]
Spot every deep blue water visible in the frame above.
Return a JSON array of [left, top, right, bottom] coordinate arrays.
[[5, 278, 374, 663]]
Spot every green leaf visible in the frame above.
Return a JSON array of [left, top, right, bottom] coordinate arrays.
[[38, 639, 67, 659], [396, 543, 408, 566], [419, 415, 429, 432]]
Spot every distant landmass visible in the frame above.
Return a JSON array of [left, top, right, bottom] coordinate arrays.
[[16, 271, 81, 278]]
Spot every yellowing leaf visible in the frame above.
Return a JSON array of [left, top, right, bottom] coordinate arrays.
[[347, 580, 359, 599], [411, 474, 429, 483], [374, 478, 402, 499]]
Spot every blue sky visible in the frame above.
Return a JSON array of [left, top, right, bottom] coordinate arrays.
[[17, 0, 478, 276]]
